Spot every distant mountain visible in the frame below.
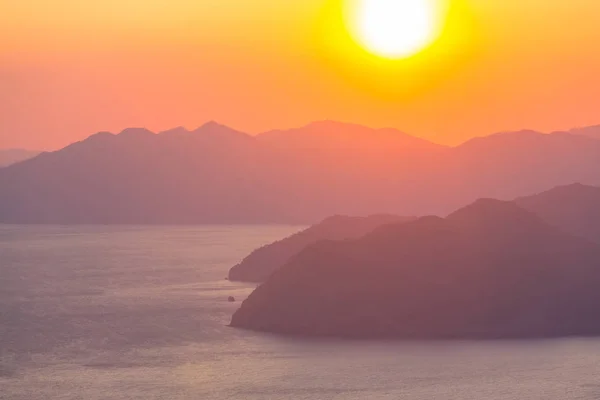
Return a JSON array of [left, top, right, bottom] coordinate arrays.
[[255, 121, 450, 219], [258, 120, 446, 152], [231, 200, 600, 339], [229, 214, 415, 282], [0, 149, 40, 168], [516, 183, 600, 243], [0, 122, 295, 224], [2, 122, 600, 224], [567, 125, 600, 140], [436, 130, 600, 212], [0, 121, 446, 224]]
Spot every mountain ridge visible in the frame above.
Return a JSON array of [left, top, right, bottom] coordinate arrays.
[[2, 121, 600, 224]]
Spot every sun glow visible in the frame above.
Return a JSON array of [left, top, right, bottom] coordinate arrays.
[[345, 0, 445, 59]]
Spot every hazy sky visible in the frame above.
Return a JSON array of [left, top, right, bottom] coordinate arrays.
[[2, 0, 600, 150]]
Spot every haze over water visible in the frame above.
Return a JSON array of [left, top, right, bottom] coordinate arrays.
[[0, 224, 599, 399]]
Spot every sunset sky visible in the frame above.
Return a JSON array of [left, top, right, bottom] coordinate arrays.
[[2, 0, 600, 150]]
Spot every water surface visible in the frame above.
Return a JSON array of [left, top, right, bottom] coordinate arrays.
[[1, 225, 599, 399]]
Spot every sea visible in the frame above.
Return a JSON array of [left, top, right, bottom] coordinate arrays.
[[1, 224, 600, 400]]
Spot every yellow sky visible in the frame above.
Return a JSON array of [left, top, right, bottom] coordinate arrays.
[[2, 0, 600, 149]]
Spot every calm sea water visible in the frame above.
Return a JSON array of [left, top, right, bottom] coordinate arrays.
[[2, 225, 600, 400]]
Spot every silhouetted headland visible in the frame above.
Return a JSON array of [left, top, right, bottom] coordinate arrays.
[[231, 199, 600, 339]]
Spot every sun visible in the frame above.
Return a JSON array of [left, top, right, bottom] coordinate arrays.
[[345, 0, 444, 59]]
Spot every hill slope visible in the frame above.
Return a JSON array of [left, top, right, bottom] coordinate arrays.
[[0, 149, 40, 168], [228, 214, 415, 282], [516, 183, 600, 243]]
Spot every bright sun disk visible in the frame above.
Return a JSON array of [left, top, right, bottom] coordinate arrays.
[[346, 0, 443, 59]]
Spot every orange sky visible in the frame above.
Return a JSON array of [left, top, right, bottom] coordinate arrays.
[[2, 0, 600, 150]]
